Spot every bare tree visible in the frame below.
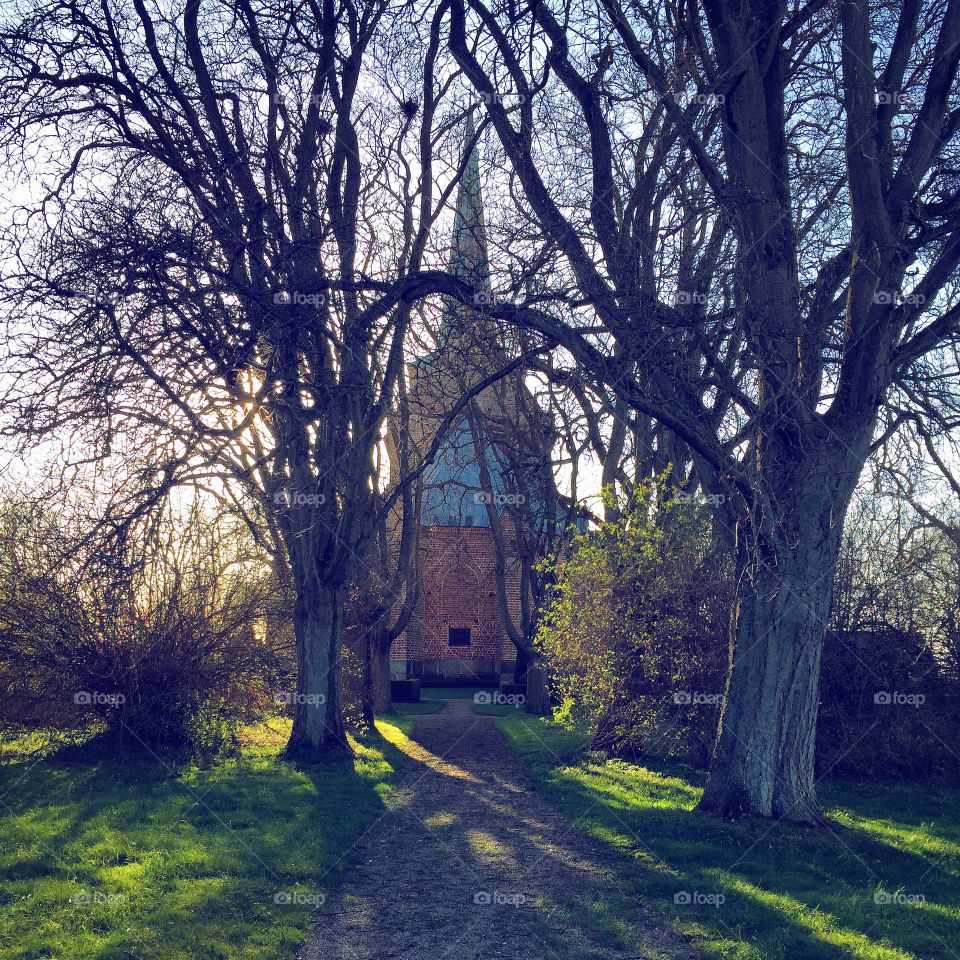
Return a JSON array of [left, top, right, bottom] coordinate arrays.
[[437, 0, 960, 819], [0, 0, 494, 754]]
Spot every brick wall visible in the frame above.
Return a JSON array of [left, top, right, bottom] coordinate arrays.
[[391, 525, 520, 671]]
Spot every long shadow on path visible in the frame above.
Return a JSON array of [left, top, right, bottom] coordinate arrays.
[[298, 699, 701, 960]]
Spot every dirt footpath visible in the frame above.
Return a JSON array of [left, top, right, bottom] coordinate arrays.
[[297, 699, 700, 960]]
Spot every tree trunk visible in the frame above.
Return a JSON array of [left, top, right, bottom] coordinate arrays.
[[697, 505, 841, 822], [371, 631, 393, 714], [360, 630, 393, 727], [524, 657, 551, 715], [286, 582, 350, 756], [513, 643, 529, 684], [361, 631, 376, 730]]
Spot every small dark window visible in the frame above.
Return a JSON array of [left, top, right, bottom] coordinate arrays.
[[448, 627, 472, 647]]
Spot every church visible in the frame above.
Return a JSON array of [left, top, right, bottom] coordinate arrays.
[[388, 119, 558, 684]]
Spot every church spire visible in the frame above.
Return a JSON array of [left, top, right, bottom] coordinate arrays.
[[448, 113, 491, 293]]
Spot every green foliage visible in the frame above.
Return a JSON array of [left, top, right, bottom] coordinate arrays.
[[536, 478, 730, 761], [494, 711, 960, 960]]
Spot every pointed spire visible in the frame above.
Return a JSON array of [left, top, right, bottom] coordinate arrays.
[[448, 113, 491, 292]]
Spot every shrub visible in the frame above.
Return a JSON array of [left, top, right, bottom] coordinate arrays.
[[0, 502, 287, 756], [819, 494, 960, 782], [535, 480, 960, 781], [536, 480, 731, 763]]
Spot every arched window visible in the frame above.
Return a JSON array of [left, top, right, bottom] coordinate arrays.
[[439, 559, 482, 627]]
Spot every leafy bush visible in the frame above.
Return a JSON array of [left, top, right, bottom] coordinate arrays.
[[536, 480, 731, 763]]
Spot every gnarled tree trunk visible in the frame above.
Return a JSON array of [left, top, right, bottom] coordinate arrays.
[[513, 644, 529, 684], [286, 581, 350, 755], [698, 471, 847, 821]]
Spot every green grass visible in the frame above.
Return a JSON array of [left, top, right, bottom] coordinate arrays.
[[419, 685, 485, 700], [490, 712, 960, 960], [383, 700, 446, 715], [0, 714, 420, 960]]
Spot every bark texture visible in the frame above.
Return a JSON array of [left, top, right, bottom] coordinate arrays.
[[287, 583, 350, 755], [698, 465, 851, 821]]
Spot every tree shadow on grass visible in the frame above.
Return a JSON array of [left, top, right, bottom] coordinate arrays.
[[296, 702, 703, 960], [542, 758, 960, 960], [0, 722, 408, 960]]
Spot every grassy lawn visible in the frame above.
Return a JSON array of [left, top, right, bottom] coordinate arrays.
[[419, 685, 485, 700], [384, 700, 446, 715], [0, 711, 423, 960], [489, 711, 960, 960]]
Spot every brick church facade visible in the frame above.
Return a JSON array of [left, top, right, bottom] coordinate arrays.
[[389, 526, 521, 681], [388, 119, 552, 683]]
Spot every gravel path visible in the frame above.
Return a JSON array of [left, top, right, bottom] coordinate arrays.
[[297, 699, 701, 960]]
